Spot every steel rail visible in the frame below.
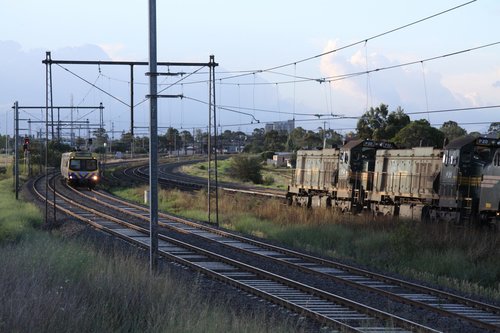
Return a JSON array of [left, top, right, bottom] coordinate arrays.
[[32, 174, 437, 333], [83, 178, 500, 332]]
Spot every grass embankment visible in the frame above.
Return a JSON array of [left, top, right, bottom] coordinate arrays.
[[179, 158, 292, 190], [112, 184, 500, 302], [0, 179, 304, 333]]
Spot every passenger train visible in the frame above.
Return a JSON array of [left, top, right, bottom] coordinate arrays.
[[60, 151, 100, 189], [287, 136, 500, 227]]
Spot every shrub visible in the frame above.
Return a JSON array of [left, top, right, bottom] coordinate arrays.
[[228, 155, 263, 184]]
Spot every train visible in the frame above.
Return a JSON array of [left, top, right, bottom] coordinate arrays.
[[286, 135, 500, 226], [60, 151, 100, 189]]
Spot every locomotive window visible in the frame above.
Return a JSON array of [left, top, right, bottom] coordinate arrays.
[[84, 159, 98, 171], [442, 152, 447, 165], [461, 151, 471, 163], [69, 159, 81, 170]]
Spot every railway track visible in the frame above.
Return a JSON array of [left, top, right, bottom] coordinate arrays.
[[114, 160, 286, 198], [31, 172, 500, 332], [32, 173, 446, 333]]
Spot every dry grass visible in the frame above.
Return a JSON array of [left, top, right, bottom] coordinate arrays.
[[113, 186, 500, 302], [0, 232, 302, 333]]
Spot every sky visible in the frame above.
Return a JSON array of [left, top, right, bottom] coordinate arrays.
[[1, 0, 499, 139]]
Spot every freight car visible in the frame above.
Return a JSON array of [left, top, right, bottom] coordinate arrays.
[[60, 151, 100, 189], [287, 136, 500, 226]]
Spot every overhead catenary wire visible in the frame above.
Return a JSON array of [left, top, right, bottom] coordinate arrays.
[[218, 41, 500, 87], [217, 0, 478, 82], [55, 64, 130, 107]]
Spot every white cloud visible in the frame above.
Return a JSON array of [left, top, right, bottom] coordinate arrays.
[[318, 39, 464, 118]]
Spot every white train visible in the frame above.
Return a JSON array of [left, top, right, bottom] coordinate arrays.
[[60, 151, 100, 189]]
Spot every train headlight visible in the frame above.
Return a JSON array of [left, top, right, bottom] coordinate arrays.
[[91, 175, 99, 181], [69, 175, 74, 180]]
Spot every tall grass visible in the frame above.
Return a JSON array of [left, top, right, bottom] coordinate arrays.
[[112, 186, 500, 302], [0, 232, 300, 333], [0, 178, 42, 241], [0, 178, 306, 333]]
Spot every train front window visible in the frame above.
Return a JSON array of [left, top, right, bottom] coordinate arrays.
[[69, 159, 81, 170], [69, 159, 97, 171], [84, 159, 98, 171]]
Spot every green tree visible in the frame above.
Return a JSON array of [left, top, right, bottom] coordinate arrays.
[[356, 104, 410, 141], [245, 128, 265, 153], [264, 130, 287, 152], [357, 103, 389, 140], [285, 127, 307, 151], [165, 127, 180, 154], [487, 122, 500, 137], [385, 107, 410, 140], [393, 119, 445, 148], [228, 155, 263, 184], [440, 121, 467, 142]]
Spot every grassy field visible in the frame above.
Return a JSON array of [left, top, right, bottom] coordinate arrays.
[[109, 183, 500, 303], [0, 179, 308, 333], [179, 157, 292, 190]]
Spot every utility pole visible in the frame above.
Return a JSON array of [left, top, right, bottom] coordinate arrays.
[[148, 0, 159, 272], [14, 102, 19, 200]]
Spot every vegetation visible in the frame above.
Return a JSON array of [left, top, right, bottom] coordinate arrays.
[[227, 155, 263, 184], [178, 157, 292, 190], [0, 180, 305, 333], [112, 186, 500, 302], [393, 119, 445, 148], [356, 104, 410, 141], [0, 179, 41, 241]]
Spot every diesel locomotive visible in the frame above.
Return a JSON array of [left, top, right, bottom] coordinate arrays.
[[287, 136, 500, 226]]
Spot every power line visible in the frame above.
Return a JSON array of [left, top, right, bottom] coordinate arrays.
[[217, 0, 478, 82], [56, 64, 130, 107], [218, 41, 500, 86]]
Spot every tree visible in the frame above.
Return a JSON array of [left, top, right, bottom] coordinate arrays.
[[487, 122, 500, 137], [393, 119, 445, 148], [440, 121, 467, 142], [385, 107, 410, 140], [286, 127, 307, 151], [165, 127, 180, 154], [245, 128, 265, 153], [92, 127, 108, 148], [356, 104, 409, 141], [228, 155, 263, 184], [357, 104, 389, 140], [263, 130, 287, 152]]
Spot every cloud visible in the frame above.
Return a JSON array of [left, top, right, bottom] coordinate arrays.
[[493, 81, 500, 88], [318, 39, 461, 117]]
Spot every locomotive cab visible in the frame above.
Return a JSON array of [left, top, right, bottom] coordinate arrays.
[[337, 139, 385, 212], [61, 151, 100, 189], [479, 145, 500, 227], [439, 136, 493, 224]]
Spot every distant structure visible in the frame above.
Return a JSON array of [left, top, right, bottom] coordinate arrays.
[[264, 119, 295, 133]]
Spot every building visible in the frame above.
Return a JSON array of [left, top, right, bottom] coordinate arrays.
[[267, 152, 293, 167], [264, 119, 295, 134]]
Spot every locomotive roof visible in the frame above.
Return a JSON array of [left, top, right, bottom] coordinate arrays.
[[445, 136, 481, 149], [342, 139, 364, 150]]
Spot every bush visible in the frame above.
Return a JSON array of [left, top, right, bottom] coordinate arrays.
[[260, 151, 275, 160], [228, 155, 263, 184], [262, 175, 274, 185]]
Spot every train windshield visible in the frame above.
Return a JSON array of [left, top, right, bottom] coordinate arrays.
[[69, 159, 97, 171]]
